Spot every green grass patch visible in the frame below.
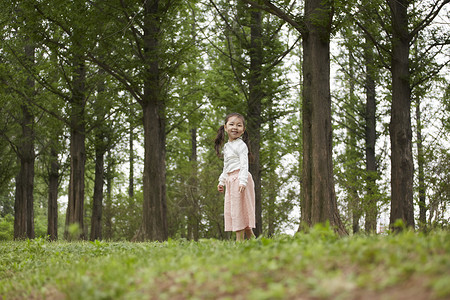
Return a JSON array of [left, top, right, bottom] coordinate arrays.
[[1, 226, 449, 299]]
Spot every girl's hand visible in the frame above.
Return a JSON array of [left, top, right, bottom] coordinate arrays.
[[218, 184, 224, 193], [239, 185, 246, 193]]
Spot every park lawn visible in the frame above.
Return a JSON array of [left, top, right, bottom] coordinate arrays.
[[0, 226, 449, 300]]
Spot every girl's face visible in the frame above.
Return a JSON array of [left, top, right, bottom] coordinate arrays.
[[224, 115, 245, 141]]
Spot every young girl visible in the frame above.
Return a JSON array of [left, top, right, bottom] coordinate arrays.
[[215, 113, 256, 241]]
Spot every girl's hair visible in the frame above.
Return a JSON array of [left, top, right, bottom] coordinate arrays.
[[214, 112, 252, 158]]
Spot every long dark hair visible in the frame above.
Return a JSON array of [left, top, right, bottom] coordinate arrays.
[[214, 112, 252, 158]]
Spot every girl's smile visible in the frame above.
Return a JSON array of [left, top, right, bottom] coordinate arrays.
[[224, 116, 245, 141]]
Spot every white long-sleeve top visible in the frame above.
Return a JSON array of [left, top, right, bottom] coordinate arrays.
[[218, 138, 249, 187]]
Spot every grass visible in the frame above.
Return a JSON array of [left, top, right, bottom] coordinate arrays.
[[0, 226, 449, 300]]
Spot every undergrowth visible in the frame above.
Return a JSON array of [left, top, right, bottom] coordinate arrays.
[[0, 226, 449, 299]]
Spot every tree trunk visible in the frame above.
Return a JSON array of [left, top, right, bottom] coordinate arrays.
[[247, 8, 263, 237], [90, 140, 105, 241], [388, 0, 415, 230], [351, 191, 362, 234], [347, 49, 361, 234], [300, 0, 347, 235], [104, 151, 113, 240], [14, 44, 35, 240], [14, 150, 35, 240], [129, 113, 134, 198], [14, 105, 35, 239], [90, 75, 107, 241], [140, 0, 168, 241], [188, 127, 199, 241], [416, 99, 426, 227], [364, 36, 378, 233], [65, 56, 86, 240], [186, 10, 199, 241], [141, 99, 167, 241], [267, 105, 276, 237], [47, 146, 59, 241]]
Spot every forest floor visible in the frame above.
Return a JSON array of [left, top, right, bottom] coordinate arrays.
[[0, 226, 449, 300]]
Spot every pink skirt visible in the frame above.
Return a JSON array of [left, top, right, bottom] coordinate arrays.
[[224, 170, 256, 232]]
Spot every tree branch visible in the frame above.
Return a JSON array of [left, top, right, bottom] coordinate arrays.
[[208, 0, 250, 48], [239, 0, 306, 35], [267, 36, 300, 69], [409, 0, 450, 41], [120, 0, 145, 61], [86, 53, 143, 103], [354, 20, 391, 70], [165, 102, 204, 135]]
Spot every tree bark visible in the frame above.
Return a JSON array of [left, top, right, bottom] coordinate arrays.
[[90, 139, 105, 241], [104, 150, 113, 240], [14, 105, 35, 240], [267, 105, 276, 237], [186, 10, 200, 241], [188, 127, 199, 241], [14, 44, 35, 240], [416, 99, 426, 227], [388, 0, 415, 230], [140, 0, 168, 241], [347, 49, 361, 234], [129, 113, 134, 199], [47, 146, 59, 241], [364, 36, 378, 233], [141, 99, 167, 241], [247, 8, 263, 237], [300, 0, 347, 235], [90, 75, 107, 241], [65, 55, 86, 240]]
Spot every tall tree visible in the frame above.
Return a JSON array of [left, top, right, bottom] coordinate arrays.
[[65, 40, 87, 239], [46, 145, 60, 240], [188, 126, 200, 240], [90, 72, 109, 241], [343, 46, 364, 233], [14, 45, 36, 240], [415, 92, 426, 227], [354, 0, 449, 230], [241, 0, 347, 234], [301, 0, 346, 234], [164, 3, 204, 240], [138, 0, 166, 241], [21, 0, 109, 239], [128, 104, 136, 199], [363, 34, 378, 233], [389, 0, 449, 229], [103, 151, 115, 240], [186, 8, 202, 240], [89, 0, 201, 240], [247, 6, 263, 236], [332, 9, 385, 233], [14, 75, 36, 240], [266, 105, 277, 236], [40, 105, 65, 241], [388, 0, 415, 229], [0, 5, 37, 239], [410, 6, 450, 229]]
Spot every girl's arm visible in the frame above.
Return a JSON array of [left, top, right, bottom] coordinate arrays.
[[238, 141, 249, 187], [218, 170, 226, 187], [218, 146, 227, 187]]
